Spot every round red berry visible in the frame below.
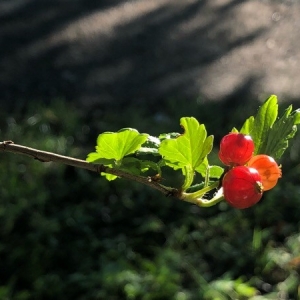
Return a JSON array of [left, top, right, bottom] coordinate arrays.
[[219, 133, 254, 166], [247, 154, 281, 191], [222, 166, 263, 209]]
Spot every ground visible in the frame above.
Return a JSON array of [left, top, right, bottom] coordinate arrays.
[[0, 0, 300, 111]]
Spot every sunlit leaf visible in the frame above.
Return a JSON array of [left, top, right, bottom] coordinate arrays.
[[86, 128, 148, 162], [239, 116, 254, 135], [158, 117, 214, 189], [94, 128, 148, 161], [252, 95, 278, 154], [239, 95, 300, 159], [159, 132, 180, 141], [85, 156, 117, 180], [136, 135, 161, 155], [209, 166, 224, 178], [195, 159, 223, 181], [86, 128, 148, 180], [159, 117, 213, 170], [262, 106, 300, 159]]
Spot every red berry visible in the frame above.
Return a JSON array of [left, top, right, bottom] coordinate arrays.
[[247, 154, 281, 191], [222, 166, 263, 209], [219, 133, 254, 166]]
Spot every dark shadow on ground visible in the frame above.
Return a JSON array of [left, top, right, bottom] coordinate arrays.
[[0, 0, 266, 113]]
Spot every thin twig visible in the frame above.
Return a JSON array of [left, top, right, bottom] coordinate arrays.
[[0, 141, 178, 197]]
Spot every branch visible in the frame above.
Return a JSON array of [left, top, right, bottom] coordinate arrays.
[[0, 141, 178, 197]]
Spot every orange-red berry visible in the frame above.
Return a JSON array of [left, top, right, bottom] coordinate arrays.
[[247, 154, 281, 191]]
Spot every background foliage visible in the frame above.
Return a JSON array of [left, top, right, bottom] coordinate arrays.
[[1, 99, 300, 300]]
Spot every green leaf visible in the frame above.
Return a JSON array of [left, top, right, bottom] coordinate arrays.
[[121, 157, 161, 175], [195, 159, 224, 179], [140, 160, 162, 175], [294, 109, 300, 124], [262, 106, 300, 159], [251, 95, 278, 154], [85, 155, 117, 181], [239, 116, 254, 135], [239, 95, 300, 159], [159, 132, 180, 141], [86, 153, 115, 165], [118, 157, 147, 175], [159, 117, 213, 169], [136, 135, 160, 155], [102, 173, 118, 181], [87, 128, 148, 162], [209, 166, 224, 178], [231, 127, 239, 133], [194, 158, 209, 178], [86, 128, 148, 180]]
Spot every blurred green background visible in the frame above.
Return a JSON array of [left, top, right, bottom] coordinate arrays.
[[1, 98, 300, 300], [2, 0, 300, 299]]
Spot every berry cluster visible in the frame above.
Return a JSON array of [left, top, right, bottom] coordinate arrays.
[[219, 133, 282, 209]]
